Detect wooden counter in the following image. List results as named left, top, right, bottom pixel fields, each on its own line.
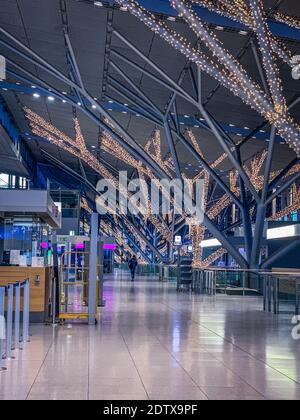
left=0, top=266, right=52, bottom=322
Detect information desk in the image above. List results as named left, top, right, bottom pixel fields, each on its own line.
left=0, top=266, right=52, bottom=322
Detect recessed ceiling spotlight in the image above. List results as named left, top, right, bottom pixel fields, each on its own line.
left=229, top=123, right=235, bottom=127
left=33, top=93, right=40, bottom=98
left=47, top=96, right=55, bottom=101
left=62, top=91, right=67, bottom=95
left=62, top=99, right=66, bottom=103
left=244, top=126, right=249, bottom=130
left=31, top=85, right=36, bottom=89
left=16, top=82, right=20, bottom=85
left=108, top=108, right=113, bottom=111
left=239, top=30, right=248, bottom=35
left=91, top=145, right=96, bottom=149
left=122, top=111, right=127, bottom=114
left=215, top=26, right=224, bottom=31
left=184, top=115, right=189, bottom=118
left=167, top=16, right=176, bottom=21
left=194, top=125, right=200, bottom=128
left=94, top=1, right=103, bottom=6
left=92, top=104, right=97, bottom=109
left=124, top=103, right=128, bottom=106
left=77, top=102, right=82, bottom=106
left=2, top=87, right=8, bottom=91
left=108, top=100, right=114, bottom=103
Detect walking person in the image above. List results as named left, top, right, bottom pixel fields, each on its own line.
left=128, top=255, right=138, bottom=282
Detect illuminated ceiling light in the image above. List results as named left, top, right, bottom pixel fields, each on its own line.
left=239, top=30, right=248, bottom=35
left=91, top=145, right=96, bottom=149
left=33, top=93, right=40, bottom=98
left=215, top=26, right=224, bottom=30
left=108, top=100, right=114, bottom=103
left=167, top=16, right=176, bottom=21
left=120, top=6, right=128, bottom=11
left=229, top=123, right=235, bottom=127
left=244, top=126, right=250, bottom=130
left=62, top=91, right=67, bottom=95
left=2, top=87, right=8, bottom=91
left=184, top=114, right=189, bottom=118
left=122, top=111, right=127, bottom=114
left=92, top=104, right=97, bottom=109
left=31, top=85, right=36, bottom=89
left=194, top=125, right=200, bottom=128
left=77, top=102, right=82, bottom=106
left=62, top=99, right=67, bottom=103
left=47, top=96, right=55, bottom=101
left=94, top=1, right=103, bottom=6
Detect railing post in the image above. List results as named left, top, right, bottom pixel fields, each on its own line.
left=14, top=283, right=21, bottom=351
left=0, top=286, right=6, bottom=371
left=22, top=279, right=30, bottom=343
left=5, top=284, right=14, bottom=360
left=263, top=275, right=266, bottom=311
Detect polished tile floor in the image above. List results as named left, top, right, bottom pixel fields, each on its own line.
left=1, top=271, right=300, bottom=400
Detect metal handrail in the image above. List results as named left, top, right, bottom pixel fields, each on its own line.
left=0, top=279, right=30, bottom=372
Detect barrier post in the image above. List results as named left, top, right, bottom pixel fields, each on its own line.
left=14, top=283, right=21, bottom=351
left=22, top=280, right=30, bottom=343
left=5, top=284, right=14, bottom=360
left=0, top=287, right=6, bottom=371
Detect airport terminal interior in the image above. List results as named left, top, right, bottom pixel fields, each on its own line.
left=2, top=0, right=300, bottom=402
